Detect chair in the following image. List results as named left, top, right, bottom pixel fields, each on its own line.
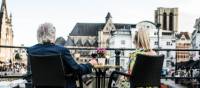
left=29, top=54, right=83, bottom=88
left=108, top=54, right=164, bottom=88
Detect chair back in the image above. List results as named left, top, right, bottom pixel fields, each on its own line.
left=29, top=54, right=66, bottom=87
left=130, top=54, right=164, bottom=87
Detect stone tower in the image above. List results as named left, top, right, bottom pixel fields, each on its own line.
left=155, top=7, right=178, bottom=32
left=0, top=0, right=14, bottom=62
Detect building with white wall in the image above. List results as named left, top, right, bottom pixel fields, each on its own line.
left=191, top=18, right=200, bottom=61
left=108, top=26, right=135, bottom=71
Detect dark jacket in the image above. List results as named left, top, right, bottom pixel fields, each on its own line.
left=27, top=43, right=92, bottom=88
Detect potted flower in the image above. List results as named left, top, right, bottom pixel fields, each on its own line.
left=96, top=48, right=106, bottom=58
left=96, top=48, right=107, bottom=65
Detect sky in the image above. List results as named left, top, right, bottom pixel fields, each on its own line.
left=2, top=0, right=200, bottom=46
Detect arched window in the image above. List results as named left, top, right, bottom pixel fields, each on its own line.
left=169, top=12, right=174, bottom=31
left=163, top=12, right=167, bottom=30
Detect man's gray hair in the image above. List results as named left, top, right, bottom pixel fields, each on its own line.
left=37, top=23, right=56, bottom=44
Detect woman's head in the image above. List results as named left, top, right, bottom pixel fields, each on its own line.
left=37, top=23, right=56, bottom=44
left=134, top=28, right=151, bottom=50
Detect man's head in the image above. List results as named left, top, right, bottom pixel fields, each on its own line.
left=37, top=23, right=56, bottom=44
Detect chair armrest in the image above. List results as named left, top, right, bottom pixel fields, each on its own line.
left=108, top=71, right=131, bottom=88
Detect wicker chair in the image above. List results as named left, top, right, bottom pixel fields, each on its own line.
left=29, top=54, right=83, bottom=88
left=108, top=54, right=164, bottom=88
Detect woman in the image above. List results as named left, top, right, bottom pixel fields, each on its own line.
left=128, top=28, right=157, bottom=74
left=116, top=28, right=157, bottom=88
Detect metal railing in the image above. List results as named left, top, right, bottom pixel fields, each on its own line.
left=0, top=45, right=200, bottom=86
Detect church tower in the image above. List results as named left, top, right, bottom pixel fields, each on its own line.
left=0, top=0, right=14, bottom=62
left=98, top=12, right=116, bottom=48
left=155, top=7, right=178, bottom=32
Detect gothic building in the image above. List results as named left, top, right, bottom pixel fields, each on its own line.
left=0, top=0, right=14, bottom=62
left=66, top=12, right=135, bottom=63
left=155, top=7, right=178, bottom=32
left=66, top=12, right=135, bottom=48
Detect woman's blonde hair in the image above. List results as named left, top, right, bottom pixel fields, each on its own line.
left=37, top=23, right=56, bottom=44
left=134, top=28, right=151, bottom=50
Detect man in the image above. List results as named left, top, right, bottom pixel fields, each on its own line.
left=27, top=23, right=97, bottom=88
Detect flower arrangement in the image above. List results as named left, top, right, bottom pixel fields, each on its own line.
left=96, top=48, right=106, bottom=58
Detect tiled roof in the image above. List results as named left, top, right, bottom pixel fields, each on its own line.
left=65, top=37, right=75, bottom=46
left=84, top=40, right=91, bottom=46
left=76, top=39, right=83, bottom=46
left=69, top=23, right=104, bottom=36
left=114, top=23, right=135, bottom=29
left=69, top=23, right=135, bottom=36
left=176, top=32, right=190, bottom=40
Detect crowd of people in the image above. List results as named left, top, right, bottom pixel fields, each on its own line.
left=0, top=62, right=27, bottom=76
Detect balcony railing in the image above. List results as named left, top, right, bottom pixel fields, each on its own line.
left=0, top=45, right=200, bottom=87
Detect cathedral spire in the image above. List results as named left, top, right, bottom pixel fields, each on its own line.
left=1, top=0, right=7, bottom=12
left=105, top=12, right=112, bottom=22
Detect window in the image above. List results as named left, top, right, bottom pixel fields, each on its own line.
left=169, top=13, right=174, bottom=31
left=167, top=51, right=170, bottom=57
left=154, top=32, right=157, bottom=35
left=166, top=42, right=171, bottom=45
left=22, top=50, right=25, bottom=53
left=121, top=40, right=125, bottom=45
left=154, top=41, right=158, bottom=45
left=103, top=32, right=109, bottom=34
left=181, top=38, right=185, bottom=40
left=121, top=50, right=125, bottom=56
left=163, top=12, right=167, bottom=30
left=166, top=60, right=171, bottom=67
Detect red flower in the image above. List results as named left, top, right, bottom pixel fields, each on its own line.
left=96, top=48, right=106, bottom=57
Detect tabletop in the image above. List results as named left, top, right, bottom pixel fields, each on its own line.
left=94, top=65, right=121, bottom=69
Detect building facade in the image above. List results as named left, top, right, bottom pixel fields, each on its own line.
left=155, top=7, right=178, bottom=75
left=108, top=24, right=135, bottom=71
left=0, top=0, right=14, bottom=62
left=191, top=18, right=200, bottom=61
left=66, top=12, right=136, bottom=67
left=176, top=32, right=191, bottom=62
left=155, top=7, right=178, bottom=32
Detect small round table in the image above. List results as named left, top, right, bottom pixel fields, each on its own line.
left=93, top=65, right=122, bottom=88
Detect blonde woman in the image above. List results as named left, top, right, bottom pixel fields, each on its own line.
left=128, top=28, right=157, bottom=74
left=116, top=28, right=157, bottom=88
